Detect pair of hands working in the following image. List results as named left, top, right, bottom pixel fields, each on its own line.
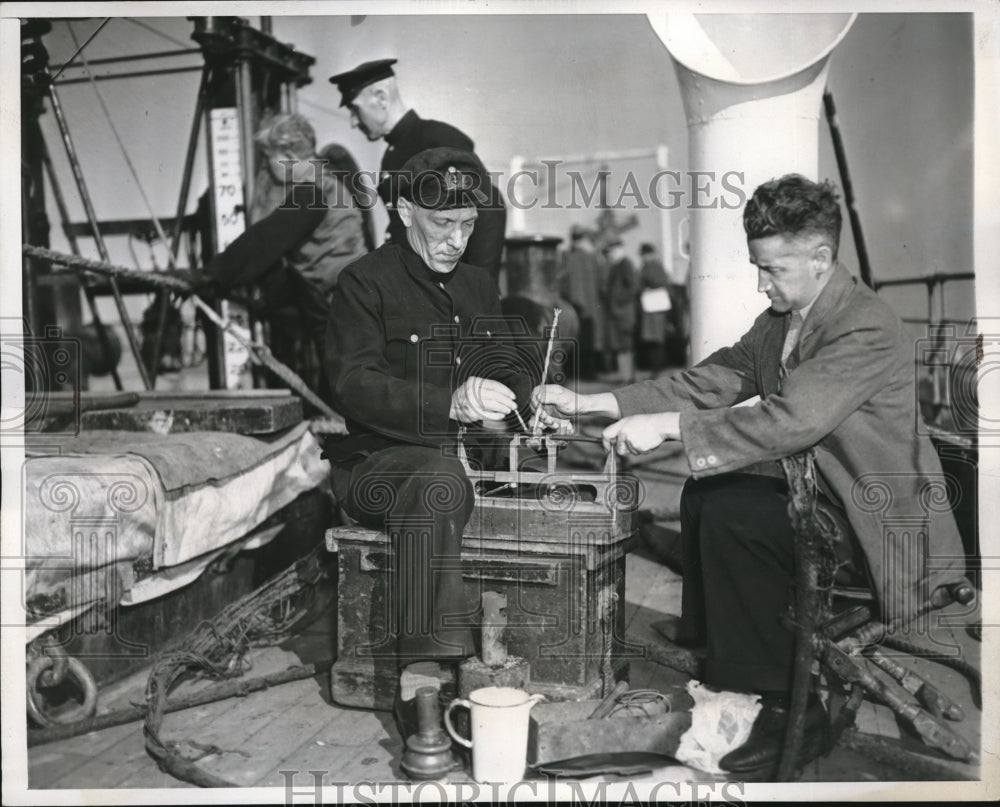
left=449, top=377, right=681, bottom=456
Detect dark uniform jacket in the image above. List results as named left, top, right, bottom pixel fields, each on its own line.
left=378, top=110, right=507, bottom=274
left=613, top=264, right=967, bottom=620
left=325, top=242, right=533, bottom=462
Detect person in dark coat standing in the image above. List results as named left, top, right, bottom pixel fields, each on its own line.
left=637, top=242, right=671, bottom=376
left=329, top=59, right=507, bottom=274
left=532, top=175, right=969, bottom=777
left=603, top=239, right=640, bottom=383
left=559, top=225, right=606, bottom=379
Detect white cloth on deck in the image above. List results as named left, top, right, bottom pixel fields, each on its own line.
left=675, top=680, right=762, bottom=774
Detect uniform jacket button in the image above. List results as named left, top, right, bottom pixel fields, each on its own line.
left=410, top=334, right=418, bottom=343
left=707, top=455, right=718, bottom=465
left=695, top=458, right=706, bottom=468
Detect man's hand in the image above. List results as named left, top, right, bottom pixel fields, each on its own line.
left=530, top=385, right=580, bottom=429
left=530, top=385, right=622, bottom=431
left=602, top=412, right=681, bottom=456
left=450, top=377, right=517, bottom=423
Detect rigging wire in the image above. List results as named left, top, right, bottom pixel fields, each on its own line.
left=48, top=18, right=110, bottom=83
left=65, top=21, right=176, bottom=271
left=122, top=17, right=192, bottom=50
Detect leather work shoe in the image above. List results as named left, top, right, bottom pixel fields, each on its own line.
left=719, top=696, right=828, bottom=774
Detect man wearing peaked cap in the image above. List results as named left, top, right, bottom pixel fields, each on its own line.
left=329, top=58, right=398, bottom=109
left=328, top=58, right=506, bottom=273
left=324, top=147, right=532, bottom=739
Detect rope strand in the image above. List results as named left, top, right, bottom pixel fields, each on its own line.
left=22, top=243, right=339, bottom=419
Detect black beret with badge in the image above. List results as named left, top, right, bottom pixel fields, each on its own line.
left=396, top=147, right=490, bottom=210
left=329, top=58, right=397, bottom=107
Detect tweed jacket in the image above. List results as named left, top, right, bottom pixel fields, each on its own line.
left=613, top=264, right=966, bottom=620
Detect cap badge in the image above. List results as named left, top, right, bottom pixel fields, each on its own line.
left=445, top=166, right=473, bottom=191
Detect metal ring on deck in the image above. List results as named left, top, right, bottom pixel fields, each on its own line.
left=37, top=643, right=70, bottom=688
left=27, top=654, right=98, bottom=727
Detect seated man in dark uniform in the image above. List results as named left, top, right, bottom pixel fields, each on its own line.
left=324, top=147, right=532, bottom=726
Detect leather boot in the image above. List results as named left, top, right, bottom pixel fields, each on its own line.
left=719, top=694, right=827, bottom=774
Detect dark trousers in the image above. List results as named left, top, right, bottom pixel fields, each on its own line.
left=679, top=473, right=798, bottom=693
left=331, top=444, right=477, bottom=662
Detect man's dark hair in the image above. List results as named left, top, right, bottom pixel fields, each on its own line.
left=743, top=174, right=842, bottom=258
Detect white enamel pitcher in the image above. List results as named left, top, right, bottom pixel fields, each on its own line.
left=444, top=686, right=545, bottom=783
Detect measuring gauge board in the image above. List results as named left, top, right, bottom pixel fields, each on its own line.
left=206, top=107, right=253, bottom=390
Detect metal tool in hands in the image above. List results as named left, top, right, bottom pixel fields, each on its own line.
left=529, top=307, right=562, bottom=436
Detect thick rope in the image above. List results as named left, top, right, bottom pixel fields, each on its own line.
left=190, top=297, right=339, bottom=419
left=24, top=244, right=193, bottom=292
left=144, top=544, right=332, bottom=786
left=881, top=634, right=982, bottom=709
left=21, top=243, right=340, bottom=420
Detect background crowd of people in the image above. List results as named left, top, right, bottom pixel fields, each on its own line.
left=558, top=227, right=690, bottom=384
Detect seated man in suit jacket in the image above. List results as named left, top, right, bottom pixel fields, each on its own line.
left=532, top=174, right=968, bottom=776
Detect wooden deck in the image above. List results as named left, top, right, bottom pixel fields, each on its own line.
left=25, top=547, right=982, bottom=791
left=19, top=387, right=984, bottom=793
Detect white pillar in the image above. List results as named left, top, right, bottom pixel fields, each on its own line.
left=656, top=144, right=675, bottom=281
left=648, top=13, right=855, bottom=362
